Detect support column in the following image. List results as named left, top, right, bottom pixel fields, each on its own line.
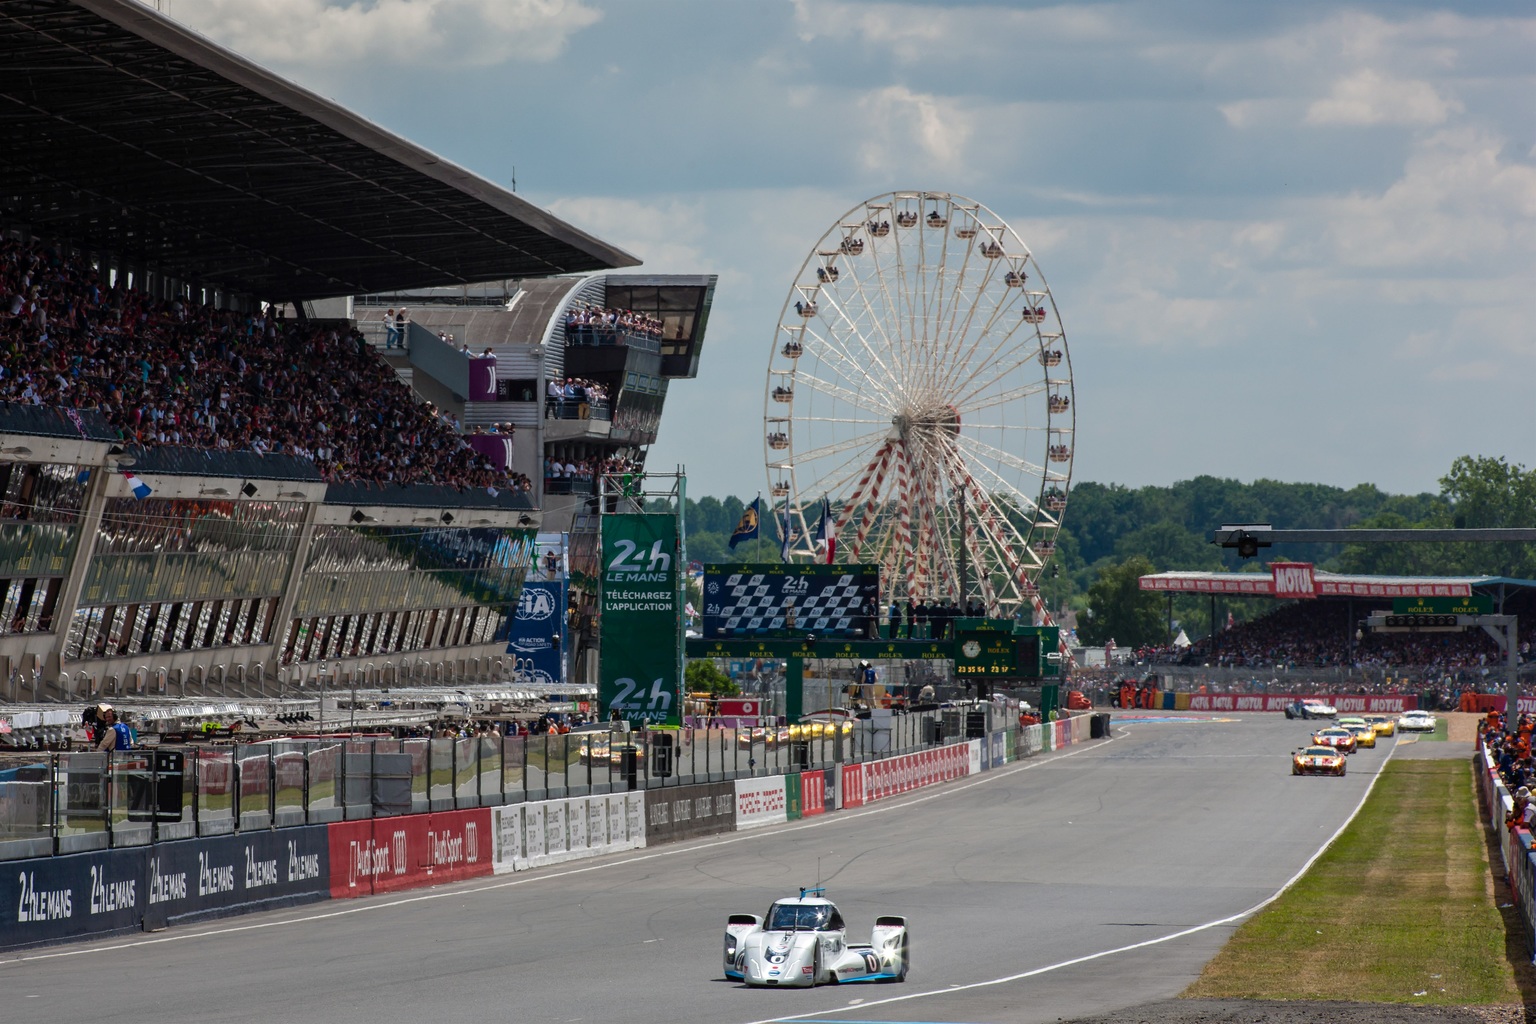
left=786, top=656, right=803, bottom=722
left=262, top=499, right=322, bottom=691
left=44, top=463, right=114, bottom=691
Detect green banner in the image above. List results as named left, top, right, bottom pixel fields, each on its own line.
left=600, top=514, right=682, bottom=726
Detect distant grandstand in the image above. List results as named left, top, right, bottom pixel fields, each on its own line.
left=0, top=0, right=686, bottom=730
left=1134, top=568, right=1536, bottom=701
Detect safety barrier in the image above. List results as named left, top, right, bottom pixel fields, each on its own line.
left=1474, top=747, right=1536, bottom=957
left=0, top=715, right=1106, bottom=951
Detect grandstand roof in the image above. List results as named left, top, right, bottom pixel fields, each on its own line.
left=1139, top=571, right=1536, bottom=599
left=0, top=0, right=638, bottom=302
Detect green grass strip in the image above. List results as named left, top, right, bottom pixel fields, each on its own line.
left=1184, top=759, right=1521, bottom=1005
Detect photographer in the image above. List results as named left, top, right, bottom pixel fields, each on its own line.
left=92, top=704, right=133, bottom=752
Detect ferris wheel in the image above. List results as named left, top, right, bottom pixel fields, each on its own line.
left=764, top=191, right=1074, bottom=617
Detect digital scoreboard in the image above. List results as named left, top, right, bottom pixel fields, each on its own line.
left=954, top=630, right=1042, bottom=677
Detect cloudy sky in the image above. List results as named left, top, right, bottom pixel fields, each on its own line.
left=163, top=0, right=1534, bottom=502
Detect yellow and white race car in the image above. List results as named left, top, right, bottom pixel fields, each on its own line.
left=1292, top=744, right=1347, bottom=777
left=1362, top=714, right=1396, bottom=737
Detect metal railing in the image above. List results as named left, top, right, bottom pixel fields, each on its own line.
left=0, top=710, right=969, bottom=861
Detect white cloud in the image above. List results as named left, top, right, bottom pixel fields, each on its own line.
left=1306, top=69, right=1462, bottom=126
left=854, top=85, right=975, bottom=177
left=160, top=0, right=600, bottom=68
left=1321, top=127, right=1536, bottom=268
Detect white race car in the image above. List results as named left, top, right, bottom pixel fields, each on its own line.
left=1397, top=710, right=1438, bottom=732
left=724, top=888, right=909, bottom=987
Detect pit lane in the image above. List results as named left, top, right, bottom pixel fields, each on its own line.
left=0, top=713, right=1397, bottom=1024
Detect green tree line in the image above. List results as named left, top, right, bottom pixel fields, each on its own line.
left=659, top=455, right=1535, bottom=649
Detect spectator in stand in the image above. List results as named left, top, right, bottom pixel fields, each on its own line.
left=0, top=240, right=530, bottom=494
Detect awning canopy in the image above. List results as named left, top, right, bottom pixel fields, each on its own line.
left=1137, top=571, right=1486, bottom=599
left=0, top=0, right=639, bottom=302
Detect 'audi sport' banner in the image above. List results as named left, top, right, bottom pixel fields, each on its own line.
left=329, top=808, right=492, bottom=898
left=801, top=771, right=828, bottom=816
left=1185, top=693, right=1419, bottom=714
left=840, top=763, right=865, bottom=809
left=862, top=744, right=968, bottom=804
left=734, top=776, right=788, bottom=829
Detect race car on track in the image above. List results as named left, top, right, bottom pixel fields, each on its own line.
left=724, top=888, right=909, bottom=987
left=1292, top=744, right=1347, bottom=776
left=1397, top=710, right=1438, bottom=733
left=1363, top=714, right=1396, bottom=737
left=1285, top=699, right=1337, bottom=720
left=1339, top=721, right=1376, bottom=748
left=1311, top=727, right=1358, bottom=754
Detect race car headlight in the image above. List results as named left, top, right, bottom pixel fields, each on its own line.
left=726, top=937, right=737, bottom=955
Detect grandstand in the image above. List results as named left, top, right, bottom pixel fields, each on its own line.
left=0, top=0, right=662, bottom=734
left=1135, top=569, right=1536, bottom=701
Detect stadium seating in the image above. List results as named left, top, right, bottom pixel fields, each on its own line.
left=0, top=238, right=529, bottom=494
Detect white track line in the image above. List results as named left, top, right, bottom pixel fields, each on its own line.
left=0, top=734, right=1112, bottom=966
left=741, top=733, right=1401, bottom=1024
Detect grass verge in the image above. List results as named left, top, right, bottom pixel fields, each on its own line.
left=1183, top=759, right=1522, bottom=1005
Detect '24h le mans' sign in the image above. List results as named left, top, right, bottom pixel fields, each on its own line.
left=599, top=514, right=682, bottom=726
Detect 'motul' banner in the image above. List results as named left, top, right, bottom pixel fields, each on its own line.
left=600, top=514, right=682, bottom=726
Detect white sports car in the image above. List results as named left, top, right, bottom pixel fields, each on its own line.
left=1397, top=710, right=1438, bottom=732
left=724, top=888, right=909, bottom=987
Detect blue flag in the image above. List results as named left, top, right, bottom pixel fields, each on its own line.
left=728, top=497, right=761, bottom=550
left=780, top=504, right=792, bottom=563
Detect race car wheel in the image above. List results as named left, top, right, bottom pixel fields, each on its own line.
left=895, top=939, right=909, bottom=982
left=812, top=946, right=823, bottom=987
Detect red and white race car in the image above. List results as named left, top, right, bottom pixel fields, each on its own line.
left=1292, top=744, right=1347, bottom=777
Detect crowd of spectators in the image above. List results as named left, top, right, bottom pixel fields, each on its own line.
left=543, top=452, right=643, bottom=484
left=564, top=303, right=662, bottom=340
left=1485, top=714, right=1536, bottom=819
left=545, top=376, right=610, bottom=418
left=887, top=598, right=988, bottom=639
left=1137, top=599, right=1534, bottom=675
left=0, top=238, right=529, bottom=494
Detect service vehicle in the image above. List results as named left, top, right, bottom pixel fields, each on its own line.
left=1311, top=726, right=1358, bottom=754
left=724, top=887, right=909, bottom=987
left=1292, top=744, right=1347, bottom=777
left=1397, top=710, right=1439, bottom=733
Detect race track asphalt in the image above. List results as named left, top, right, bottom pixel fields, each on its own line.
left=0, top=713, right=1426, bottom=1024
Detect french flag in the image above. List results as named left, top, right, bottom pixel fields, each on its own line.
left=123, top=472, right=152, bottom=500
left=815, top=496, right=836, bottom=564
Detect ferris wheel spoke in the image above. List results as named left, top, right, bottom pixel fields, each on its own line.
left=790, top=368, right=902, bottom=418
left=955, top=379, right=1049, bottom=416
left=788, top=427, right=890, bottom=477
left=951, top=434, right=1047, bottom=503
left=798, top=324, right=902, bottom=409
left=823, top=257, right=908, bottom=398
left=811, top=285, right=906, bottom=404
left=950, top=343, right=1051, bottom=409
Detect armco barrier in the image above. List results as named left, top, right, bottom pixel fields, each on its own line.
left=142, top=825, right=329, bottom=929
left=644, top=782, right=735, bottom=843
left=328, top=808, right=492, bottom=898
left=2, top=845, right=145, bottom=948
left=735, top=776, right=788, bottom=829
left=862, top=743, right=968, bottom=803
